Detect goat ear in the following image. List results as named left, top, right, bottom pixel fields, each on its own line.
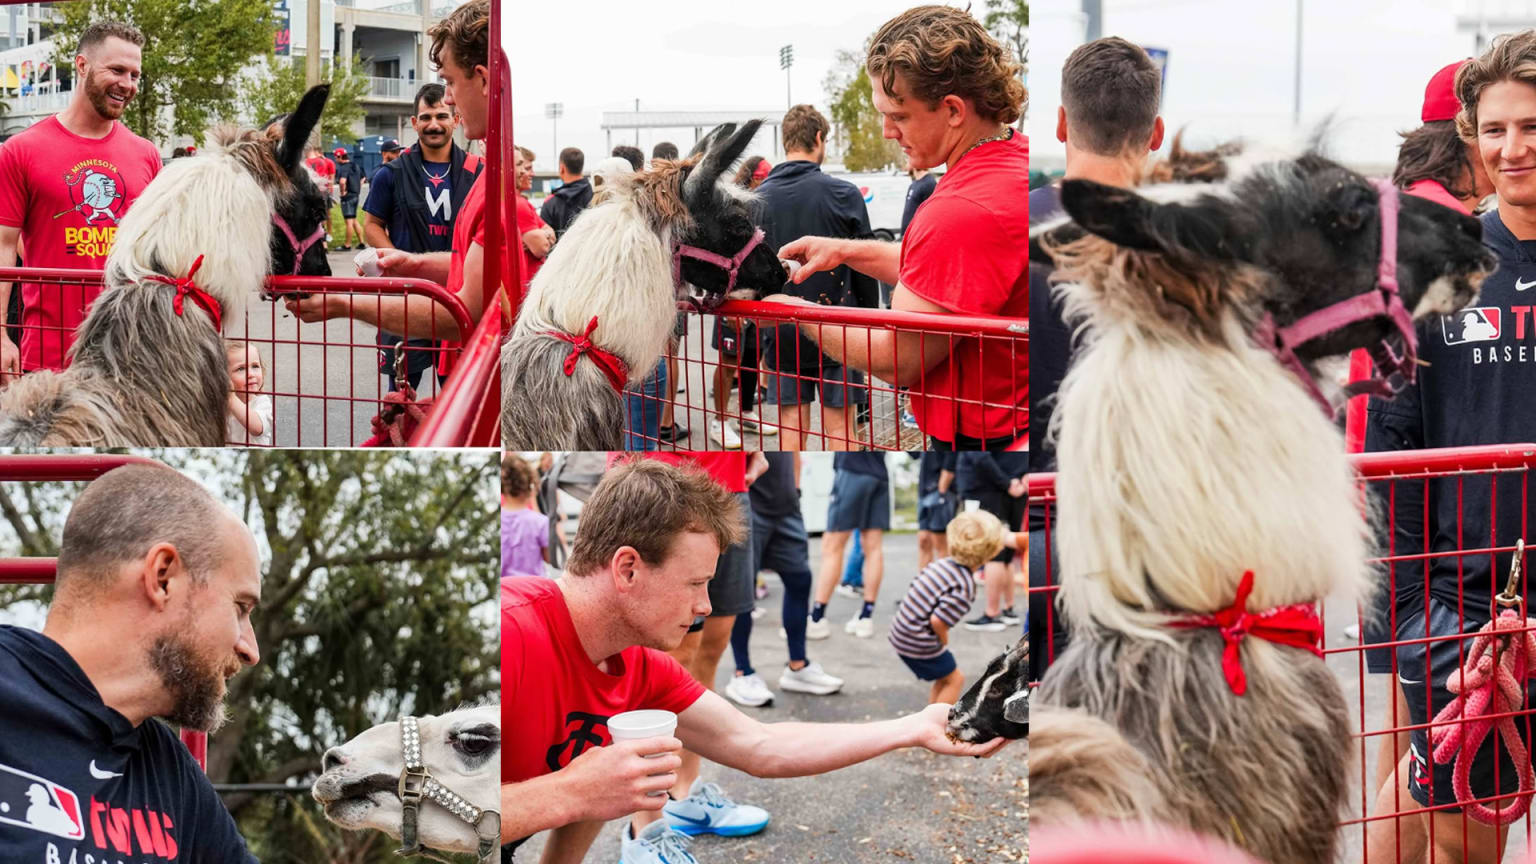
left=277, top=84, right=330, bottom=176
left=684, top=119, right=762, bottom=204
left=1061, top=178, right=1248, bottom=262
left=687, top=124, right=731, bottom=159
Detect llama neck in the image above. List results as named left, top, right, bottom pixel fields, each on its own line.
left=1050, top=309, right=1373, bottom=640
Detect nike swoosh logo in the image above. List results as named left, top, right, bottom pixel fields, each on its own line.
left=1518, top=277, right=1536, bottom=291
left=666, top=811, right=714, bottom=826
left=88, top=760, right=122, bottom=780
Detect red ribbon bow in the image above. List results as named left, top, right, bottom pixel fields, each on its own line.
left=544, top=316, right=629, bottom=394
left=1166, top=570, right=1323, bottom=695
left=144, top=254, right=222, bottom=331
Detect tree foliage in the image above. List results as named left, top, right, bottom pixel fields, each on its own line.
left=51, top=0, right=278, bottom=144
left=984, top=0, right=1029, bottom=78
left=242, top=53, right=370, bottom=148
left=0, top=450, right=498, bottom=864
left=824, top=49, right=901, bottom=173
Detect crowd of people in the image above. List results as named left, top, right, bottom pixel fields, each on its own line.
left=501, top=450, right=1021, bottom=863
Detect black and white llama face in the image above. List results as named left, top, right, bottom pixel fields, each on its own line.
left=947, top=639, right=1029, bottom=743
left=266, top=84, right=333, bottom=280
left=1047, top=152, right=1496, bottom=362
left=675, top=121, right=787, bottom=302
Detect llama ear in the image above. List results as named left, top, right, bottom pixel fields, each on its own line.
left=684, top=119, right=762, bottom=204
left=277, top=84, right=331, bottom=176
left=687, top=124, right=731, bottom=159
left=1061, top=178, right=1248, bottom=262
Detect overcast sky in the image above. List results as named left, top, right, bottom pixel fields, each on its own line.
left=504, top=0, right=914, bottom=173
left=1029, top=0, right=1536, bottom=170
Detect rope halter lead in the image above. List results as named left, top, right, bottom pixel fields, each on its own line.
left=672, top=226, right=766, bottom=302
left=1253, top=178, right=1418, bottom=414
left=143, top=254, right=222, bottom=331
left=271, top=212, right=328, bottom=275
left=1165, top=570, right=1324, bottom=696
left=396, top=716, right=501, bottom=864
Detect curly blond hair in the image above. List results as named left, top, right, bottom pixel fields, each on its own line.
left=866, top=5, right=1025, bottom=126
left=946, top=509, right=1006, bottom=571
left=1456, top=30, right=1536, bottom=142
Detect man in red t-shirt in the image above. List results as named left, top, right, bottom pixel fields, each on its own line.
left=513, top=145, right=553, bottom=293
left=288, top=0, right=493, bottom=346
left=502, top=459, right=1006, bottom=861
left=771, top=6, right=1027, bottom=451
left=0, top=20, right=163, bottom=376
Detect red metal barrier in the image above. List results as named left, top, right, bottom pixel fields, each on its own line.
left=1028, top=444, right=1536, bottom=863
left=0, top=453, right=208, bottom=769
left=631, top=298, right=1027, bottom=451
left=0, top=267, right=487, bottom=446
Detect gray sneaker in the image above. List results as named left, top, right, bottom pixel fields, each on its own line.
left=963, top=613, right=1009, bottom=633
left=620, top=820, right=698, bottom=864
left=779, top=661, right=844, bottom=695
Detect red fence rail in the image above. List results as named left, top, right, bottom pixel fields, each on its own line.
left=630, top=298, right=1028, bottom=451
left=0, top=454, right=208, bottom=769
left=1028, top=444, right=1536, bottom=862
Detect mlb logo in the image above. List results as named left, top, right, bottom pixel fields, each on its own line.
left=0, top=762, right=85, bottom=840
left=1442, top=307, right=1502, bottom=345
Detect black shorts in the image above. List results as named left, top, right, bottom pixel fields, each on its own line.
left=711, top=317, right=757, bottom=356
left=966, top=489, right=1024, bottom=565
left=1399, top=596, right=1533, bottom=809
left=826, top=472, right=890, bottom=532
left=706, top=493, right=755, bottom=617
left=340, top=195, right=359, bottom=218
left=917, top=490, right=957, bottom=533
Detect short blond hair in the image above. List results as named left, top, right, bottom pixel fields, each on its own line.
left=946, top=509, right=1005, bottom=570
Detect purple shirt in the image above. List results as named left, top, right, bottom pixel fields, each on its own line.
left=501, top=507, right=550, bottom=579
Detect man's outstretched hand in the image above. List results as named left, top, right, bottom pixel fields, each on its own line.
left=909, top=703, right=1011, bottom=758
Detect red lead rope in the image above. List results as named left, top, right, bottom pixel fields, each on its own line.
left=143, top=254, right=222, bottom=331
left=1166, top=570, right=1324, bottom=696
left=544, top=316, right=629, bottom=394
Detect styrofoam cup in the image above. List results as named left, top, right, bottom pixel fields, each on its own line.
left=609, top=709, right=678, bottom=796
left=354, top=247, right=381, bottom=277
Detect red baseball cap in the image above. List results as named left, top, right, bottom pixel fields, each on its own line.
left=1422, top=60, right=1469, bottom=124
left=333, top=146, right=347, bottom=157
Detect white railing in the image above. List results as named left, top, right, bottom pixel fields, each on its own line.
left=2, top=89, right=69, bottom=116
left=364, top=76, right=413, bottom=101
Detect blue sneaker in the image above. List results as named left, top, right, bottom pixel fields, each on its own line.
left=662, top=779, right=770, bottom=837
left=619, top=820, right=697, bottom=864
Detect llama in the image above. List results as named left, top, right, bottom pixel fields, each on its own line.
left=313, top=703, right=500, bottom=863
left=500, top=121, right=788, bottom=449
left=0, top=85, right=332, bottom=447
left=1028, top=149, right=1496, bottom=864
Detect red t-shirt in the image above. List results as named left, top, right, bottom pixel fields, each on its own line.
left=0, top=117, right=162, bottom=370
left=616, top=451, right=748, bottom=493
left=437, top=170, right=487, bottom=378
left=515, top=194, right=545, bottom=289
left=899, top=131, right=1028, bottom=445
left=502, top=576, right=704, bottom=784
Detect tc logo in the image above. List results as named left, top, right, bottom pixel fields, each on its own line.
left=1442, top=307, right=1501, bottom=345
left=545, top=711, right=611, bottom=771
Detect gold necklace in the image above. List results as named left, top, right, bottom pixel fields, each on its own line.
left=957, top=127, right=1014, bottom=164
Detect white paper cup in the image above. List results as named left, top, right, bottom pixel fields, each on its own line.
left=608, top=709, right=678, bottom=796
left=354, top=247, right=381, bottom=277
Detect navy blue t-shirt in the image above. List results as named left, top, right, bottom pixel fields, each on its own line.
left=833, top=452, right=888, bottom=482
left=917, top=451, right=957, bottom=496
left=336, top=160, right=364, bottom=199
left=748, top=452, right=801, bottom=519
left=364, top=157, right=456, bottom=254
left=0, top=626, right=254, bottom=863
left=901, top=174, right=937, bottom=235
left=957, top=452, right=1028, bottom=498
left=1367, top=207, right=1536, bottom=621
left=1029, top=183, right=1069, bottom=530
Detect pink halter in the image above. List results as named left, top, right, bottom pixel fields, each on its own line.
left=672, top=227, right=765, bottom=295
left=1253, top=178, right=1417, bottom=413
left=271, top=213, right=328, bottom=274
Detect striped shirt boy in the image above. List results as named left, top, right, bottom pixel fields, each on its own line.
left=889, top=557, right=977, bottom=658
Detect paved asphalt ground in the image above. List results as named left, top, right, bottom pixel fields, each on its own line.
left=515, top=531, right=1028, bottom=864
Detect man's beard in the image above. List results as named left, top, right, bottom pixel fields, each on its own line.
left=148, top=632, right=231, bottom=733
left=84, top=70, right=129, bottom=121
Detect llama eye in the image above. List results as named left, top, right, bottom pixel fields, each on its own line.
left=453, top=733, right=494, bottom=756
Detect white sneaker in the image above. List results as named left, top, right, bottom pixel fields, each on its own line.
left=844, top=616, right=874, bottom=638
left=750, top=605, right=765, bottom=619
left=708, top=421, right=743, bottom=449
left=779, top=661, right=843, bottom=695
left=734, top=408, right=778, bottom=436
left=805, top=616, right=830, bottom=640
left=1343, top=622, right=1361, bottom=641
left=724, top=673, right=774, bottom=707
left=835, top=584, right=862, bottom=599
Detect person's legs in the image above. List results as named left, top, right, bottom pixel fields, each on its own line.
left=916, top=531, right=936, bottom=571
left=819, top=363, right=866, bottom=451
left=624, top=358, right=668, bottom=450
left=929, top=668, right=965, bottom=705
left=812, top=530, right=850, bottom=610
left=1364, top=752, right=1425, bottom=864
left=779, top=566, right=811, bottom=667
left=858, top=529, right=885, bottom=608
left=730, top=611, right=754, bottom=677
left=840, top=530, right=864, bottom=589
left=982, top=561, right=1009, bottom=617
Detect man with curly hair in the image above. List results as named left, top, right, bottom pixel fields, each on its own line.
left=771, top=5, right=1028, bottom=451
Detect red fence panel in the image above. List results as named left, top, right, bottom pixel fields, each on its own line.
left=1028, top=444, right=1536, bottom=862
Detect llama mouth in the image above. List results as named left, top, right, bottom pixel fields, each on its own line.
left=318, top=772, right=399, bottom=807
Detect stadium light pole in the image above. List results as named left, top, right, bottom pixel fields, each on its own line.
left=780, top=44, right=793, bottom=109
left=1293, top=0, right=1303, bottom=129
left=545, top=102, right=563, bottom=172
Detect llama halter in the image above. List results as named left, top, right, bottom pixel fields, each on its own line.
left=545, top=315, right=630, bottom=393
left=1166, top=570, right=1324, bottom=695
left=1252, top=178, right=1416, bottom=414
left=143, top=254, right=222, bottom=331
left=673, top=227, right=765, bottom=296
left=271, top=212, right=327, bottom=275
left=396, top=715, right=500, bottom=864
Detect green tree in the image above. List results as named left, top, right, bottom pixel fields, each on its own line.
left=242, top=53, right=370, bottom=148
left=984, top=0, right=1029, bottom=77
left=824, top=49, right=901, bottom=173
left=0, top=450, right=498, bottom=864
left=51, top=0, right=278, bottom=144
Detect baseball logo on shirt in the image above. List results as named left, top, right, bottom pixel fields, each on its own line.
left=1441, top=307, right=1501, bottom=345
left=544, top=711, right=610, bottom=771
left=0, top=762, right=84, bottom=841
left=54, top=159, right=128, bottom=257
